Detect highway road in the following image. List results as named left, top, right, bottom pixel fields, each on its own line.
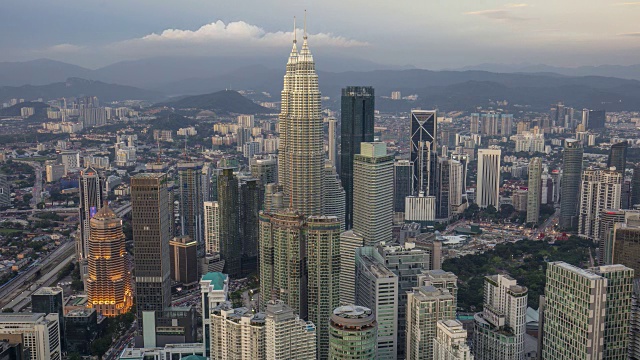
left=0, top=240, right=75, bottom=310
left=6, top=253, right=75, bottom=311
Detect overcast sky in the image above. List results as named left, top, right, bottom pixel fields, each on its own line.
left=1, top=0, right=640, bottom=69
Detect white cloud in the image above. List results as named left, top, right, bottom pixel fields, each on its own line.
left=121, top=20, right=368, bottom=48
left=47, top=44, right=84, bottom=53
left=465, top=3, right=531, bottom=21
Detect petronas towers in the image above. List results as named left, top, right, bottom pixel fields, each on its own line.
left=277, top=28, right=325, bottom=215
left=260, top=22, right=341, bottom=360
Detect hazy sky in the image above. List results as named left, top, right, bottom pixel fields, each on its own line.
left=1, top=0, right=640, bottom=69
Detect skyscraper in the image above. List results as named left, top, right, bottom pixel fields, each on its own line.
left=203, top=201, right=220, bottom=255
left=527, top=157, right=542, bottom=225
left=394, top=160, right=413, bottom=213
left=323, top=163, right=346, bottom=231
left=218, top=168, right=241, bottom=278
left=633, top=165, right=640, bottom=208
left=449, top=159, right=464, bottom=213
left=411, top=110, right=437, bottom=196
left=578, top=168, right=622, bottom=240
left=78, top=167, right=104, bottom=281
left=598, top=209, right=625, bottom=265
left=86, top=205, right=133, bottom=317
left=326, top=117, right=338, bottom=169
left=591, top=264, right=634, bottom=359
left=608, top=141, right=628, bottom=175
left=328, top=305, right=378, bottom=360
left=355, top=247, right=399, bottom=359
left=169, top=235, right=198, bottom=285
left=481, top=112, right=499, bottom=136
left=0, top=173, right=10, bottom=208
left=240, top=178, right=260, bottom=275
left=612, top=222, right=640, bottom=274
left=476, top=148, right=501, bottom=208
left=278, top=29, right=325, bottom=216
left=436, top=157, right=451, bottom=219
left=265, top=300, right=317, bottom=360
left=306, top=216, right=341, bottom=360
left=353, top=142, right=394, bottom=244
left=501, top=113, right=513, bottom=136
left=470, top=113, right=480, bottom=134
left=542, top=262, right=629, bottom=360
left=340, top=86, right=375, bottom=229
left=473, top=275, right=527, bottom=360
left=31, top=287, right=65, bottom=351
left=406, top=285, right=456, bottom=360
left=587, top=109, right=606, bottom=129
left=0, top=313, right=61, bottom=360
left=177, top=162, right=204, bottom=258
left=559, top=139, right=584, bottom=229
left=209, top=302, right=266, bottom=359
left=131, top=173, right=172, bottom=331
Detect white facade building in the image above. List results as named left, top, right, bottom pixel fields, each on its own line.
left=204, top=201, right=220, bottom=254
left=265, top=300, right=317, bottom=360
left=0, top=313, right=61, bottom=360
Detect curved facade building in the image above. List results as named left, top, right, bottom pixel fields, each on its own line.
left=329, top=305, right=377, bottom=360
left=86, top=205, right=132, bottom=317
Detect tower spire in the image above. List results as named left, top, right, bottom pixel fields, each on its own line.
left=304, top=10, right=307, bottom=40
left=293, top=16, right=297, bottom=44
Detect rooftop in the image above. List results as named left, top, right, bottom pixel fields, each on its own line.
left=33, top=287, right=63, bottom=296
left=549, top=261, right=603, bottom=280
left=201, top=272, right=227, bottom=290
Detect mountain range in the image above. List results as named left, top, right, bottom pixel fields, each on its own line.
left=158, top=90, right=274, bottom=115
left=3, top=58, right=640, bottom=112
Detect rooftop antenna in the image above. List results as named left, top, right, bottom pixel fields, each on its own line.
left=156, top=139, right=162, bottom=164
left=183, top=134, right=188, bottom=161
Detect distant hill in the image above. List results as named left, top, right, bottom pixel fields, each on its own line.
left=455, top=63, right=640, bottom=81
left=0, top=78, right=163, bottom=103
left=148, top=111, right=198, bottom=131
left=0, top=101, right=49, bottom=117
left=0, top=59, right=93, bottom=86
left=158, top=90, right=274, bottom=115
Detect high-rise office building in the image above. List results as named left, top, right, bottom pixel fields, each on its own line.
left=375, top=242, right=431, bottom=357
left=451, top=153, right=469, bottom=199
left=394, top=160, right=413, bottom=213
left=449, top=159, right=464, bottom=212
left=203, top=201, right=220, bottom=255
left=240, top=178, right=260, bottom=275
left=177, top=162, right=204, bottom=258
left=131, top=173, right=172, bottom=330
left=406, top=285, right=456, bottom=360
left=0, top=313, right=61, bottom=360
left=340, top=86, right=375, bottom=229
left=542, top=262, right=633, bottom=360
left=436, top=157, right=451, bottom=219
left=169, top=235, right=198, bottom=285
left=339, top=230, right=364, bottom=304
left=326, top=117, right=338, bottom=169
left=78, top=167, right=104, bottom=282
left=632, top=165, right=640, bottom=208
left=476, top=148, right=501, bottom=208
left=588, top=109, right=606, bottom=129
left=86, top=205, right=133, bottom=317
left=591, top=264, right=634, bottom=359
left=250, top=155, right=278, bottom=188
left=353, top=142, right=394, bottom=244
left=599, top=209, right=626, bottom=265
left=434, top=320, right=474, bottom=360
left=473, top=275, right=527, bottom=360
left=265, top=300, right=317, bottom=360
left=578, top=168, right=623, bottom=240
left=31, top=287, right=65, bottom=350
left=328, top=305, right=378, bottom=360
left=411, top=110, right=437, bottom=197
left=527, top=157, right=543, bottom=225
left=470, top=113, right=480, bottom=134
left=218, top=168, right=241, bottom=278
left=613, top=222, right=640, bottom=274
left=355, top=247, right=399, bottom=359
left=560, top=139, right=584, bottom=229
left=608, top=141, right=628, bottom=175
left=323, top=163, right=346, bottom=231
left=277, top=31, right=325, bottom=216
left=306, top=216, right=341, bottom=360
left=209, top=302, right=266, bottom=359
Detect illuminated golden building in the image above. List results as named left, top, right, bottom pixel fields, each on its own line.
left=86, top=204, right=133, bottom=317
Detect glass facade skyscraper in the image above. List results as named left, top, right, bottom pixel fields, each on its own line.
left=559, top=139, right=584, bottom=230
left=340, top=86, right=375, bottom=229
